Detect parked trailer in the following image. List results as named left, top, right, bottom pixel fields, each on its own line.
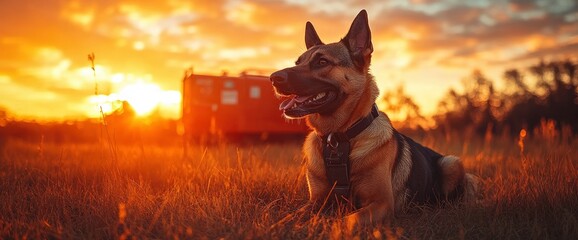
left=182, top=69, right=308, bottom=141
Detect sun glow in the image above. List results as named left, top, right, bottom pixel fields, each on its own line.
left=85, top=74, right=181, bottom=119
left=117, top=82, right=163, bottom=116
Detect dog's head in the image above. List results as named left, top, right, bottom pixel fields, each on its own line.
left=270, top=10, right=375, bottom=123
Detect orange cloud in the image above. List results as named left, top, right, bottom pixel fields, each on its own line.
left=0, top=0, right=576, bottom=120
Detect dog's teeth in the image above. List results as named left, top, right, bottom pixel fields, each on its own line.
left=313, top=92, right=325, bottom=101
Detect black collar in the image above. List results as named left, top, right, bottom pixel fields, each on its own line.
left=344, top=103, right=379, bottom=140
left=321, top=103, right=379, bottom=143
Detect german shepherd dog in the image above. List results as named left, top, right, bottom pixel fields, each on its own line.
left=270, top=10, right=479, bottom=228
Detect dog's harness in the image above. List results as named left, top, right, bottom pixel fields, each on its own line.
left=321, top=103, right=379, bottom=206
left=320, top=103, right=451, bottom=208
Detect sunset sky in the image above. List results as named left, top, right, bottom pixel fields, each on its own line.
left=1, top=0, right=577, bottom=120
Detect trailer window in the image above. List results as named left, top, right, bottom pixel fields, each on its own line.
left=221, top=90, right=238, bottom=105
left=224, top=80, right=235, bottom=88
left=196, top=78, right=213, bottom=95
left=250, top=86, right=261, bottom=99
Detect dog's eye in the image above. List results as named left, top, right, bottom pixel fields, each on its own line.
left=318, top=58, right=329, bottom=66
left=295, top=59, right=301, bottom=65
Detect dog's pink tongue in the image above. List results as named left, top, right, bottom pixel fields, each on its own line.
left=279, top=94, right=314, bottom=110
left=279, top=97, right=297, bottom=110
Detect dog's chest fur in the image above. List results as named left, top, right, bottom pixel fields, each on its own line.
left=303, top=114, right=403, bottom=204
left=305, top=115, right=454, bottom=211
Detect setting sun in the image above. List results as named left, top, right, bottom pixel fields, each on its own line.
left=113, top=82, right=181, bottom=117
left=86, top=80, right=181, bottom=118
left=117, top=82, right=162, bottom=116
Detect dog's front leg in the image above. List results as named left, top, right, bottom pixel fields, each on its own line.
left=344, top=177, right=395, bottom=230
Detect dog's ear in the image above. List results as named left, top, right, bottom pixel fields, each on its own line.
left=342, top=9, right=373, bottom=70
left=305, top=21, right=323, bottom=49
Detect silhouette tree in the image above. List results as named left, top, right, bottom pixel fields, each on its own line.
left=105, top=101, right=137, bottom=124
left=434, top=70, right=498, bottom=135
left=562, top=59, right=577, bottom=87
left=437, top=59, right=578, bottom=137
left=530, top=59, right=550, bottom=94
left=380, top=85, right=425, bottom=129
left=504, top=69, right=529, bottom=96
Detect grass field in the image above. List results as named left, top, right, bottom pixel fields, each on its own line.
left=0, top=132, right=577, bottom=239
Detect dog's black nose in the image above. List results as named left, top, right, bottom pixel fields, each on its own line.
left=270, top=70, right=288, bottom=85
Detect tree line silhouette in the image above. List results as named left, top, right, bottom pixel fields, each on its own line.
left=380, top=59, right=577, bottom=139
left=433, top=59, right=577, bottom=138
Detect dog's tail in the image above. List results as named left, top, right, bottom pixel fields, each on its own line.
left=438, top=156, right=479, bottom=202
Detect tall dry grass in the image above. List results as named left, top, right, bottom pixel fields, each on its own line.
left=0, top=132, right=577, bottom=239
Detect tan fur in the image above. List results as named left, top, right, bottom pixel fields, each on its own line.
left=272, top=10, right=479, bottom=229
left=300, top=51, right=400, bottom=226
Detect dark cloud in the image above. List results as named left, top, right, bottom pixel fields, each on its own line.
left=374, top=8, right=440, bottom=33
left=436, top=5, right=483, bottom=24
left=381, top=1, right=578, bottom=68
left=508, top=0, right=538, bottom=12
